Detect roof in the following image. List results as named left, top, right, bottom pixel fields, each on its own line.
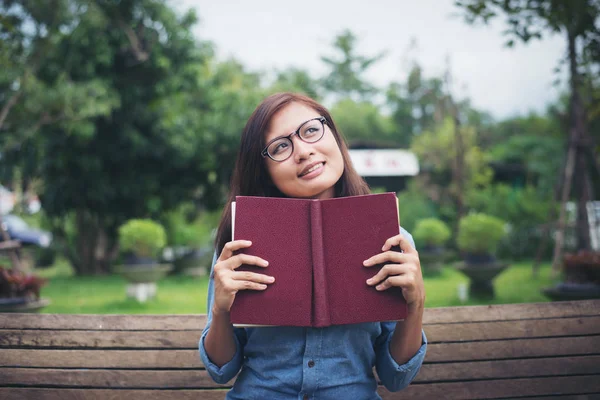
left=348, top=149, right=419, bottom=177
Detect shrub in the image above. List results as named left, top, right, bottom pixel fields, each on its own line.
left=413, top=218, right=451, bottom=248
left=118, top=219, right=167, bottom=259
left=457, top=213, right=506, bottom=255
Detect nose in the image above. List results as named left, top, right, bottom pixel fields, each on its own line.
left=292, top=136, right=314, bottom=163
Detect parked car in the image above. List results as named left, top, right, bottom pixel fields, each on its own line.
left=1, top=215, right=52, bottom=248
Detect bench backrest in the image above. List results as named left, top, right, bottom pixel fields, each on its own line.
left=1, top=299, right=599, bottom=399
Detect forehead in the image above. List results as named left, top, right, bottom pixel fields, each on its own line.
left=265, top=102, right=320, bottom=142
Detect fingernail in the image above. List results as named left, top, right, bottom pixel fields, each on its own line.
left=263, top=260, right=269, bottom=266
left=267, top=276, right=275, bottom=283
left=366, top=278, right=372, bottom=285
left=363, top=260, right=371, bottom=266
left=376, top=285, right=383, bottom=291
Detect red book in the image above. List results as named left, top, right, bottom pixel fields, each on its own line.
left=230, top=192, right=407, bottom=327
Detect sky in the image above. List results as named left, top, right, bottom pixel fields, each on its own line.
left=174, top=0, right=567, bottom=120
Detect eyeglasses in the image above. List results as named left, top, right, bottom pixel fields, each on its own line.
left=261, top=117, right=327, bottom=162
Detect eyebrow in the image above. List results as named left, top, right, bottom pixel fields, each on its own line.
left=266, top=116, right=320, bottom=143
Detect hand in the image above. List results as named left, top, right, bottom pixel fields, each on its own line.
left=363, top=233, right=425, bottom=314
left=212, top=240, right=275, bottom=316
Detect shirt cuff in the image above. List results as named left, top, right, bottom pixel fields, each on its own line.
left=385, top=329, right=428, bottom=373
left=198, top=328, right=243, bottom=384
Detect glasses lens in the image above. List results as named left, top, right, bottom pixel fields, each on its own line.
left=299, top=119, right=324, bottom=143
left=268, top=138, right=293, bottom=161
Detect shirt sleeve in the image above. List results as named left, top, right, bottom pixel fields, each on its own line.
left=198, top=250, right=248, bottom=384
left=374, top=227, right=428, bottom=391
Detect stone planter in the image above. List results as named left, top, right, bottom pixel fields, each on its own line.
left=0, top=297, right=51, bottom=313
left=114, top=263, right=172, bottom=302
left=454, top=260, right=509, bottom=299
left=419, top=248, right=453, bottom=276
left=542, top=282, right=600, bottom=301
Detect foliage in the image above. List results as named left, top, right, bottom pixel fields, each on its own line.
left=457, top=213, right=507, bottom=255
left=320, top=29, right=385, bottom=102
left=162, top=205, right=220, bottom=248
left=118, top=219, right=166, bottom=259
left=413, top=218, right=452, bottom=248
left=268, top=67, right=321, bottom=101
left=330, top=98, right=396, bottom=145
left=455, top=0, right=600, bottom=57
left=466, top=184, right=556, bottom=259
left=397, top=182, right=439, bottom=234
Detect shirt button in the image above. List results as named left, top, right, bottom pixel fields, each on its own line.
left=307, top=360, right=315, bottom=368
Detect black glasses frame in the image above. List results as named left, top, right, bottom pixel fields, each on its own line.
left=261, top=116, right=327, bottom=162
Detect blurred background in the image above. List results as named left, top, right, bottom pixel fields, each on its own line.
left=1, top=0, right=599, bottom=313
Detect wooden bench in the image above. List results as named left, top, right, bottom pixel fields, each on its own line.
left=1, top=299, right=599, bottom=399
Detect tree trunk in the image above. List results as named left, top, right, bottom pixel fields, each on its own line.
left=552, top=26, right=590, bottom=272
left=69, top=209, right=118, bottom=276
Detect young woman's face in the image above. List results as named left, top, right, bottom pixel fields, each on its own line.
left=264, top=102, right=344, bottom=199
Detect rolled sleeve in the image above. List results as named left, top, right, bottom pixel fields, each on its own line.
left=376, top=227, right=427, bottom=391
left=375, top=328, right=428, bottom=391
left=198, top=251, right=246, bottom=384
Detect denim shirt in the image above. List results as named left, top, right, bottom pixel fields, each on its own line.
left=199, top=227, right=427, bottom=400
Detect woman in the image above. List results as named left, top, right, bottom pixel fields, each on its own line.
left=199, top=92, right=427, bottom=399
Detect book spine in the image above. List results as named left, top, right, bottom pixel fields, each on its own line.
left=311, top=200, right=330, bottom=327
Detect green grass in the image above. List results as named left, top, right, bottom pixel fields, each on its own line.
left=33, top=258, right=559, bottom=314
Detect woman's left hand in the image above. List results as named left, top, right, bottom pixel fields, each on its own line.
left=363, top=233, right=425, bottom=314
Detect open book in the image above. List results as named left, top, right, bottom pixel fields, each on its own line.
left=230, top=192, right=407, bottom=327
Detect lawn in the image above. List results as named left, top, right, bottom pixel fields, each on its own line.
left=34, top=258, right=560, bottom=314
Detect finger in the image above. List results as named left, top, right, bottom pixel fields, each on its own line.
left=227, top=253, right=269, bottom=269
left=363, top=251, right=411, bottom=267
left=229, top=280, right=269, bottom=292
left=219, top=240, right=253, bottom=261
left=382, top=234, right=418, bottom=254
left=366, top=264, right=404, bottom=286
left=375, top=275, right=413, bottom=291
left=231, top=271, right=275, bottom=284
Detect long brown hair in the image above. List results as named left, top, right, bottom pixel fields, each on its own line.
left=214, top=92, right=370, bottom=255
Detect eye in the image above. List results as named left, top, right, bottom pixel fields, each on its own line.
left=271, top=140, right=289, bottom=155
left=301, top=122, right=322, bottom=138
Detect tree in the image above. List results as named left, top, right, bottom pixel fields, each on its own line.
left=329, top=99, right=395, bottom=146
left=320, top=29, right=385, bottom=102
left=268, top=67, right=321, bottom=101
left=2, top=0, right=221, bottom=275
left=456, top=0, right=600, bottom=270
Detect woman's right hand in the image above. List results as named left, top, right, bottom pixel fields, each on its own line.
left=212, top=240, right=274, bottom=316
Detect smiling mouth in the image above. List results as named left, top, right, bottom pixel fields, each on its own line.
left=299, top=162, right=324, bottom=177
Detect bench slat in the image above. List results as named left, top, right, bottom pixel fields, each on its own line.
left=0, top=388, right=228, bottom=400
left=3, top=317, right=599, bottom=349
left=426, top=335, right=600, bottom=362
left=1, top=300, right=598, bottom=331
left=0, top=330, right=201, bottom=349
left=1, top=376, right=599, bottom=400
left=2, top=347, right=599, bottom=383
left=0, top=368, right=230, bottom=389
left=383, top=375, right=600, bottom=399
left=422, top=299, right=600, bottom=324
left=0, top=349, right=204, bottom=368
left=417, top=355, right=600, bottom=381
left=0, top=314, right=208, bottom=331
left=426, top=316, right=600, bottom=342
left=1, top=356, right=599, bottom=387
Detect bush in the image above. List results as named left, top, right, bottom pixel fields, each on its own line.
left=397, top=182, right=438, bottom=233
left=413, top=218, right=451, bottom=248
left=457, top=213, right=506, bottom=255
left=118, top=219, right=167, bottom=259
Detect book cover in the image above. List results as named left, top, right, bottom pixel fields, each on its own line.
left=230, top=193, right=407, bottom=327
